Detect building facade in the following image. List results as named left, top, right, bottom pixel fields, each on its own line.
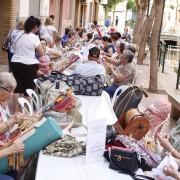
left=0, top=0, right=16, bottom=64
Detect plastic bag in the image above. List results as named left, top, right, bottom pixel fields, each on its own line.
left=151, top=155, right=178, bottom=180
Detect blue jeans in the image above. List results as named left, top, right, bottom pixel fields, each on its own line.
left=0, top=174, right=14, bottom=180
left=104, top=85, right=121, bottom=98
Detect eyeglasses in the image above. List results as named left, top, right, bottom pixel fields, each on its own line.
left=0, top=86, right=11, bottom=93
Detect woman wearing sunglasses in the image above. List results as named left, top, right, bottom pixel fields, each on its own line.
left=0, top=72, right=24, bottom=180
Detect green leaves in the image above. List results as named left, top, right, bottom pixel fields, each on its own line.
left=102, top=0, right=123, bottom=11
left=127, top=0, right=136, bottom=11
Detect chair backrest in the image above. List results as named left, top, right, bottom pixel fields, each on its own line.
left=18, top=97, right=33, bottom=115
left=102, top=90, right=113, bottom=108
left=26, top=89, right=42, bottom=112
left=34, top=79, right=40, bottom=90
left=111, top=85, right=129, bottom=106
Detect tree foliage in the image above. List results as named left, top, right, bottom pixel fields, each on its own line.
left=102, top=0, right=123, bottom=11
left=127, top=0, right=136, bottom=11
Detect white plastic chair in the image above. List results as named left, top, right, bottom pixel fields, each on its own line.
left=34, top=79, right=40, bottom=90
left=102, top=90, right=113, bottom=109
left=18, top=97, right=33, bottom=115
left=26, top=89, right=42, bottom=112
left=111, top=85, right=129, bottom=106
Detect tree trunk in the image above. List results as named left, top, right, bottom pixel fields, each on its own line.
left=137, top=1, right=155, bottom=64
left=133, top=0, right=148, bottom=45
left=135, top=8, right=147, bottom=46
left=149, top=0, right=165, bottom=92
left=133, top=9, right=141, bottom=44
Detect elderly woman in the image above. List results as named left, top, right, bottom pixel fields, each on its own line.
left=0, top=72, right=24, bottom=180
left=104, top=50, right=136, bottom=97
left=104, top=42, right=125, bottom=65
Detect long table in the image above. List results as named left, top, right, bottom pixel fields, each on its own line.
left=35, top=92, right=133, bottom=180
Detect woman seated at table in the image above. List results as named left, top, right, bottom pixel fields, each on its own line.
left=102, top=36, right=115, bottom=56
left=104, top=42, right=125, bottom=64
left=40, top=38, right=62, bottom=61
left=86, top=33, right=93, bottom=43
left=104, top=50, right=136, bottom=97
left=65, top=31, right=76, bottom=49
left=157, top=133, right=180, bottom=179
left=110, top=32, right=121, bottom=49
left=0, top=72, right=24, bottom=180
left=53, top=32, right=68, bottom=53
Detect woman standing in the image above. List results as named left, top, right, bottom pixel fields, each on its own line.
left=11, top=16, right=44, bottom=97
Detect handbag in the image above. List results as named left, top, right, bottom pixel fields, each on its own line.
left=104, top=146, right=139, bottom=175
left=113, top=109, right=150, bottom=140
left=113, top=86, right=148, bottom=119
left=43, top=135, right=86, bottom=158
left=39, top=80, right=70, bottom=105
left=43, top=110, right=82, bottom=129
left=38, top=71, right=104, bottom=96
left=104, top=146, right=154, bottom=180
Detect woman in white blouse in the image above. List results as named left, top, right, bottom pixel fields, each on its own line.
left=11, top=16, right=44, bottom=97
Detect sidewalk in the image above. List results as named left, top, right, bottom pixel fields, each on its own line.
left=0, top=65, right=8, bottom=72
left=134, top=52, right=180, bottom=110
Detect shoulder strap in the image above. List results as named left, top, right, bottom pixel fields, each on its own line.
left=14, top=32, right=25, bottom=46
left=133, top=174, right=155, bottom=180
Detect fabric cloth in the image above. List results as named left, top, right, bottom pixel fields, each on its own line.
left=12, top=62, right=38, bottom=95
left=73, top=60, right=106, bottom=78
left=113, top=63, right=136, bottom=86
left=11, top=32, right=40, bottom=65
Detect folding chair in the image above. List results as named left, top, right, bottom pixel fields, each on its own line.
left=18, top=97, right=33, bottom=115
left=26, top=89, right=42, bottom=112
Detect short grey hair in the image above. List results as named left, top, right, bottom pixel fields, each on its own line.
left=122, top=50, right=135, bottom=63
left=0, top=72, right=17, bottom=90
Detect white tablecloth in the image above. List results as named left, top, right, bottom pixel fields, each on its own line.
left=35, top=92, right=133, bottom=180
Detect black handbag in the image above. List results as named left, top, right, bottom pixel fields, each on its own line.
left=105, top=146, right=139, bottom=174
left=104, top=146, right=154, bottom=180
